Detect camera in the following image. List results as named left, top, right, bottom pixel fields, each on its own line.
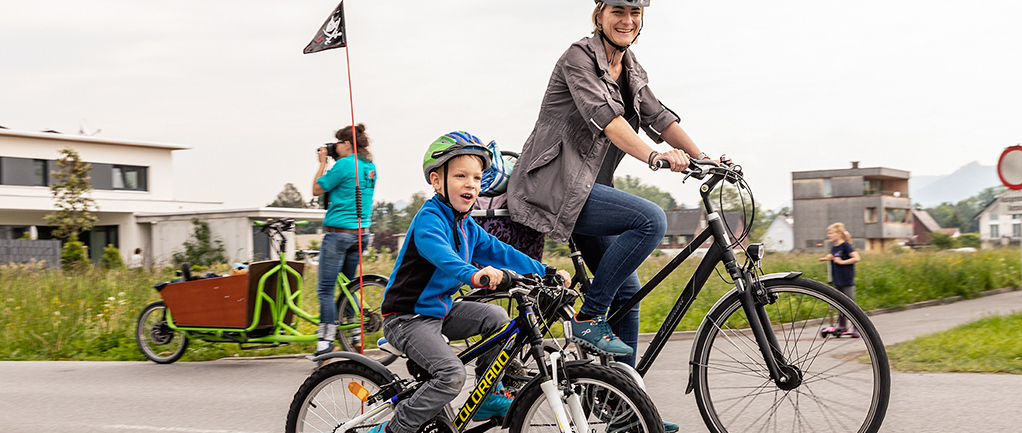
left=322, top=142, right=340, bottom=159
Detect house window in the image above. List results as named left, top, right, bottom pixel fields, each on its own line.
left=111, top=165, right=147, bottom=191
left=0, top=157, right=48, bottom=186
left=823, top=178, right=833, bottom=198
left=864, top=179, right=882, bottom=195
left=991, top=224, right=1000, bottom=238
left=886, top=209, right=909, bottom=223
left=990, top=213, right=999, bottom=221
left=864, top=207, right=878, bottom=223
left=1014, top=223, right=1021, bottom=238
left=662, top=236, right=672, bottom=245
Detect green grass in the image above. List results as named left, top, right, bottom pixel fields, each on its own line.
left=1, top=248, right=1019, bottom=362
left=886, top=312, right=1022, bottom=374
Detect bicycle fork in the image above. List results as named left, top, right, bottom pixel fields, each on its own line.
left=736, top=273, right=802, bottom=390
left=539, top=351, right=590, bottom=433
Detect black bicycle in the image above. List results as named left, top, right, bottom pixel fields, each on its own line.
left=474, top=157, right=891, bottom=433
left=286, top=270, right=666, bottom=433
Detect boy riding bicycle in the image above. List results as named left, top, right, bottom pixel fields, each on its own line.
left=376, top=131, right=570, bottom=433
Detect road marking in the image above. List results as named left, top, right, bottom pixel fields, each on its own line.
left=106, top=425, right=270, bottom=433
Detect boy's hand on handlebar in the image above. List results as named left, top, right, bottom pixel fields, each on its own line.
left=556, top=269, right=571, bottom=288
left=474, top=266, right=504, bottom=290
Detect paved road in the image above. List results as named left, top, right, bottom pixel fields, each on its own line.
left=1, top=290, right=1020, bottom=432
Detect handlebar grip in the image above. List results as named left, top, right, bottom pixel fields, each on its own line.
left=478, top=269, right=517, bottom=291
left=479, top=275, right=490, bottom=286
left=654, top=159, right=671, bottom=170
left=296, top=221, right=308, bottom=226
left=253, top=221, right=266, bottom=226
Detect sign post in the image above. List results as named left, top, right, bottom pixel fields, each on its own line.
left=997, top=145, right=1022, bottom=278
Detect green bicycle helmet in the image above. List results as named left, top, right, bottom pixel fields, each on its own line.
left=422, top=131, right=492, bottom=184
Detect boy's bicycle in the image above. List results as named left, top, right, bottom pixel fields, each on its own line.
left=473, top=157, right=891, bottom=433
left=286, top=270, right=665, bottom=433
left=135, top=218, right=395, bottom=365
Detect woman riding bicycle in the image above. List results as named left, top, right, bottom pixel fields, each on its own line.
left=509, top=0, right=709, bottom=370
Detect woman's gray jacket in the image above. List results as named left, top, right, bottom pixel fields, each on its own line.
left=508, top=35, right=680, bottom=243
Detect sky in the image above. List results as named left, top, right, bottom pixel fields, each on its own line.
left=3, top=1, right=1021, bottom=212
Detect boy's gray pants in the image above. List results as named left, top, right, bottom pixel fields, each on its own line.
left=383, top=301, right=509, bottom=433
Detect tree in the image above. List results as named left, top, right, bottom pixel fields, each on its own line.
left=172, top=218, right=227, bottom=266
left=268, top=183, right=309, bottom=208
left=44, top=147, right=97, bottom=241
left=100, top=244, right=124, bottom=269
left=615, top=175, right=679, bottom=210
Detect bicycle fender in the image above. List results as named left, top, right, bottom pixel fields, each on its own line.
left=685, top=271, right=802, bottom=394
left=499, top=359, right=594, bottom=429
left=311, top=351, right=398, bottom=381
left=352, top=274, right=389, bottom=287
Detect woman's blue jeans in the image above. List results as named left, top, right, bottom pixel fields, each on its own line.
left=316, top=232, right=370, bottom=325
left=572, top=183, right=667, bottom=367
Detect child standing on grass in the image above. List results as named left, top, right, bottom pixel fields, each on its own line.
left=375, top=131, right=570, bottom=433
left=819, top=222, right=862, bottom=338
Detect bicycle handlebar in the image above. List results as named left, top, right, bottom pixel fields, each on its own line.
left=654, top=155, right=740, bottom=183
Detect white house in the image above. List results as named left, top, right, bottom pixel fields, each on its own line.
left=0, top=128, right=323, bottom=266
left=974, top=189, right=1022, bottom=248
left=762, top=215, right=794, bottom=252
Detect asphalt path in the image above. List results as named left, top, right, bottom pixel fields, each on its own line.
left=1, top=290, right=1020, bottom=433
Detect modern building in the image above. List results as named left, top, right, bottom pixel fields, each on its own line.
left=792, top=162, right=913, bottom=251
left=0, top=127, right=323, bottom=267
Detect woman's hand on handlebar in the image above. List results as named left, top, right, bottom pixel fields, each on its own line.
left=474, top=266, right=504, bottom=290
left=654, top=149, right=690, bottom=173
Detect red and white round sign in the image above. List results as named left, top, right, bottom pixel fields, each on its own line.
left=998, top=145, right=1022, bottom=190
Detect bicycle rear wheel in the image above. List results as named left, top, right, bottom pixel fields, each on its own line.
left=285, top=361, right=394, bottom=433
left=509, top=363, right=665, bottom=433
left=337, top=277, right=396, bottom=366
left=691, top=277, right=890, bottom=433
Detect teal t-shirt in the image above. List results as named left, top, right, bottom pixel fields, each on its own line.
left=317, top=155, right=376, bottom=229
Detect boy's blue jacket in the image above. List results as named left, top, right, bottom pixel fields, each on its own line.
left=381, top=195, right=547, bottom=318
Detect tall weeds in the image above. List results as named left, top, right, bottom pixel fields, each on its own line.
left=1, top=249, right=1018, bottom=361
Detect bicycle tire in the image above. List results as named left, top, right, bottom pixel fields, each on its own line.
left=285, top=361, right=394, bottom=433
left=690, top=277, right=890, bottom=433
left=336, top=277, right=396, bottom=366
left=509, top=363, right=665, bottom=433
left=136, top=301, right=188, bottom=364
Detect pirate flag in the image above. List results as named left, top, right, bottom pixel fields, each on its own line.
left=304, top=2, right=347, bottom=54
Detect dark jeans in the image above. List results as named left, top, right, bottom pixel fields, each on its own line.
left=316, top=232, right=370, bottom=325
left=572, top=184, right=667, bottom=367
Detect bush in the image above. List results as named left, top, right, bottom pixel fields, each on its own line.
left=60, top=233, right=89, bottom=269
left=959, top=233, right=980, bottom=248
left=930, top=232, right=957, bottom=250
left=101, top=244, right=124, bottom=269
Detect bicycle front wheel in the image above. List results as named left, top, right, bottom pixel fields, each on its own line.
left=136, top=301, right=188, bottom=364
left=285, top=361, right=394, bottom=433
left=509, top=363, right=665, bottom=433
left=337, top=276, right=396, bottom=366
left=691, top=277, right=890, bottom=433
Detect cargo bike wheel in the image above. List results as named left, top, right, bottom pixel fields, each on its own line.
left=136, top=301, right=189, bottom=364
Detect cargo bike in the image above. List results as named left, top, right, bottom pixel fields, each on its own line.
left=135, top=218, right=395, bottom=365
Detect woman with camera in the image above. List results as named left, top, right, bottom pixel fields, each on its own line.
left=311, top=123, right=377, bottom=357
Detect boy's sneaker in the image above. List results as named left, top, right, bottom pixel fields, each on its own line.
left=306, top=343, right=339, bottom=368
left=662, top=420, right=680, bottom=433
left=472, top=383, right=514, bottom=420
left=570, top=314, right=633, bottom=357
left=366, top=420, right=390, bottom=433
left=842, top=330, right=861, bottom=338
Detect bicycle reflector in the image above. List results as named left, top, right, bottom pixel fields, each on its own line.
left=348, top=382, right=370, bottom=402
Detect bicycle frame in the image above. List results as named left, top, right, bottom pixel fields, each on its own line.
left=343, top=284, right=585, bottom=433
left=571, top=161, right=797, bottom=386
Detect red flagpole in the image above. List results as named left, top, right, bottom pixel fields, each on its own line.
left=344, top=43, right=367, bottom=355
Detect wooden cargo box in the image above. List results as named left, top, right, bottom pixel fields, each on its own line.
left=160, top=260, right=305, bottom=329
